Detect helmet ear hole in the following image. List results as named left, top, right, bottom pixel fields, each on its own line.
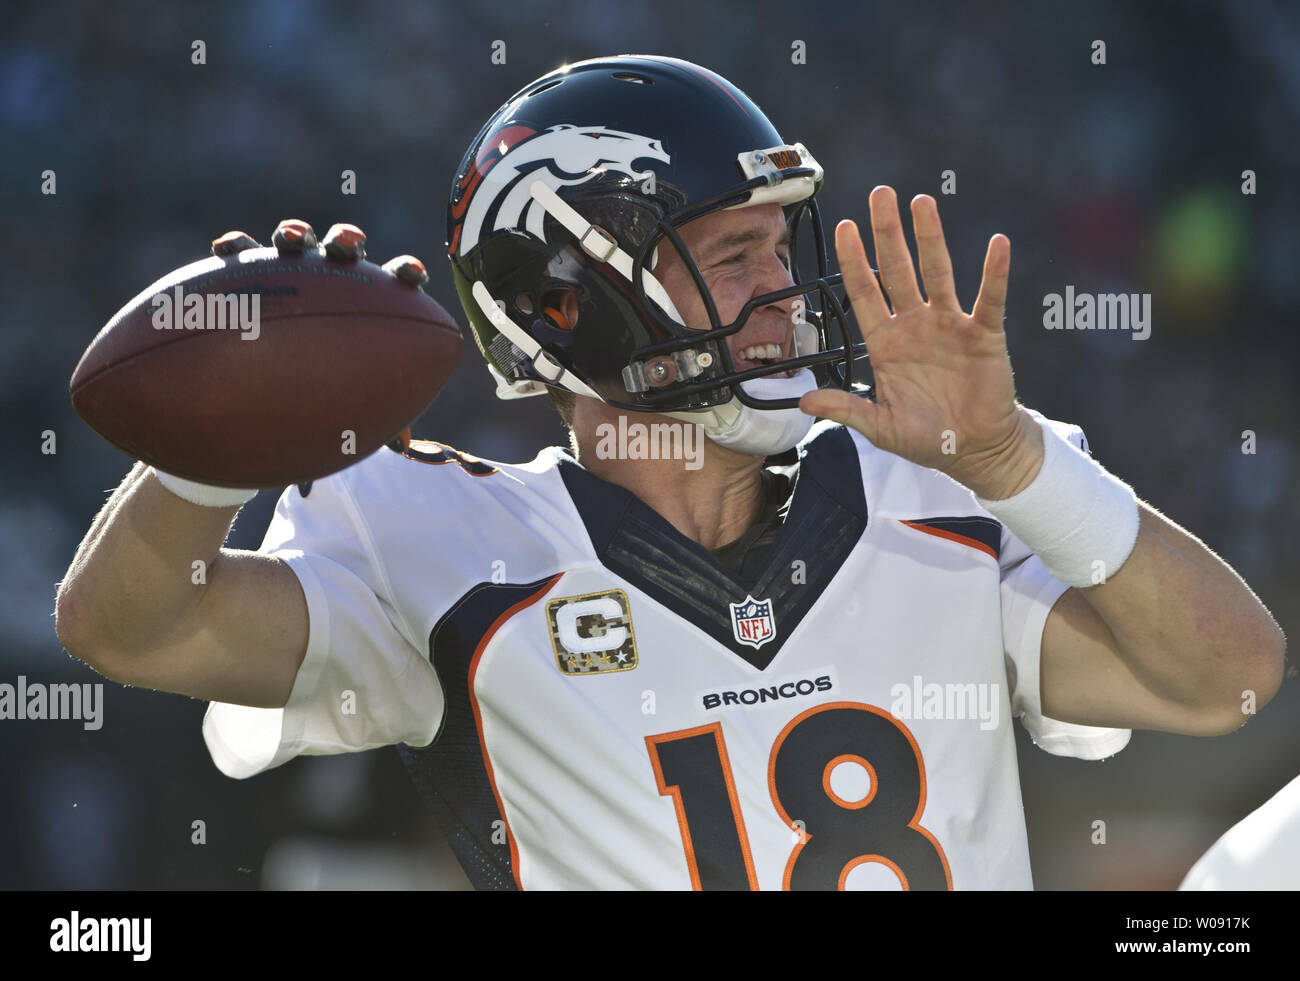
left=543, top=305, right=573, bottom=331
left=540, top=286, right=579, bottom=331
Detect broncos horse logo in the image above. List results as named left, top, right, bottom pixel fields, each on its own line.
left=450, top=123, right=670, bottom=255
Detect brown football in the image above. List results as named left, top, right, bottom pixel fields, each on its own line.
left=70, top=245, right=462, bottom=487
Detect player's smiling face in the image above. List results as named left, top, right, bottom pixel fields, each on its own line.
left=654, top=203, right=799, bottom=375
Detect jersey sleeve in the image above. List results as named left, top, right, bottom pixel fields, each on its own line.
left=998, top=413, right=1132, bottom=760
left=202, top=471, right=445, bottom=780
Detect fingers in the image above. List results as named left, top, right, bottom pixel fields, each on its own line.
left=799, top=388, right=881, bottom=443
left=835, top=219, right=890, bottom=339
left=272, top=219, right=318, bottom=252
left=910, top=195, right=960, bottom=310
left=323, top=223, right=367, bottom=261
left=971, top=233, right=1011, bottom=331
left=214, top=218, right=421, bottom=287
left=214, top=220, right=371, bottom=263
left=211, top=231, right=261, bottom=256
left=869, top=186, right=924, bottom=314
left=382, top=254, right=429, bottom=287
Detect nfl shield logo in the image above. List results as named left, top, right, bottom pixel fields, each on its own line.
left=730, top=595, right=776, bottom=649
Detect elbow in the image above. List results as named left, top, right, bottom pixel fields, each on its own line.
left=54, top=582, right=117, bottom=678
left=1250, top=620, right=1288, bottom=709
left=53, top=581, right=86, bottom=659
left=1205, top=622, right=1287, bottom=736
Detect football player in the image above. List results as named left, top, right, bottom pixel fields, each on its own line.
left=56, top=55, right=1285, bottom=889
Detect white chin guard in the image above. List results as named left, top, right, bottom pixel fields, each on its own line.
left=667, top=369, right=818, bottom=458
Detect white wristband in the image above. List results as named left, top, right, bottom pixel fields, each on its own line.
left=975, top=420, right=1139, bottom=588
left=152, top=468, right=258, bottom=508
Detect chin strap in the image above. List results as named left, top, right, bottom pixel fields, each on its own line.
left=667, top=370, right=818, bottom=457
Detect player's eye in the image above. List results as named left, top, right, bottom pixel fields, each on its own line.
left=712, top=245, right=788, bottom=269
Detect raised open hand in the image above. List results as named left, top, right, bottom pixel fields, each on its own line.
left=801, top=187, right=1042, bottom=499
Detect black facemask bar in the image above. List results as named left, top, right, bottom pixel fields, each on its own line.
left=621, top=171, right=872, bottom=411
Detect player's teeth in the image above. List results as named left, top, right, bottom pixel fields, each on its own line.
left=739, top=343, right=782, bottom=361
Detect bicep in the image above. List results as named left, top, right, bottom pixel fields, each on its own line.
left=1040, top=587, right=1239, bottom=736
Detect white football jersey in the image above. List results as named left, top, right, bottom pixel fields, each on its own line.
left=1179, top=774, right=1300, bottom=890
left=203, top=417, right=1130, bottom=889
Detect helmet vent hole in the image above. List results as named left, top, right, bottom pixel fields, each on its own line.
left=611, top=72, right=651, bottom=84
left=529, top=79, right=564, bottom=96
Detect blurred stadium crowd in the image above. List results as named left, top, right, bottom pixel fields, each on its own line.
left=2, top=0, right=1297, bottom=889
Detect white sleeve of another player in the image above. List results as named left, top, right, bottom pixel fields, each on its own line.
left=998, top=413, right=1132, bottom=761
left=1180, top=774, right=1300, bottom=890
left=203, top=474, right=443, bottom=779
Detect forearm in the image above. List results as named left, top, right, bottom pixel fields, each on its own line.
left=1075, top=503, right=1285, bottom=710
left=56, top=464, right=245, bottom=660
left=967, top=411, right=1285, bottom=728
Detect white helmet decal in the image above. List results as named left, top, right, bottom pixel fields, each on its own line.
left=456, top=124, right=669, bottom=254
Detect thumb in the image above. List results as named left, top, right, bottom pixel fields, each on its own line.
left=800, top=389, right=882, bottom=442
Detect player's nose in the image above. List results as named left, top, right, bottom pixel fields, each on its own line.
left=754, top=257, right=797, bottom=315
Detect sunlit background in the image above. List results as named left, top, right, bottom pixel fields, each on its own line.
left=2, top=0, right=1297, bottom=889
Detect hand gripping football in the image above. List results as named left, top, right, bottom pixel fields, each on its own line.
left=70, top=220, right=462, bottom=487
